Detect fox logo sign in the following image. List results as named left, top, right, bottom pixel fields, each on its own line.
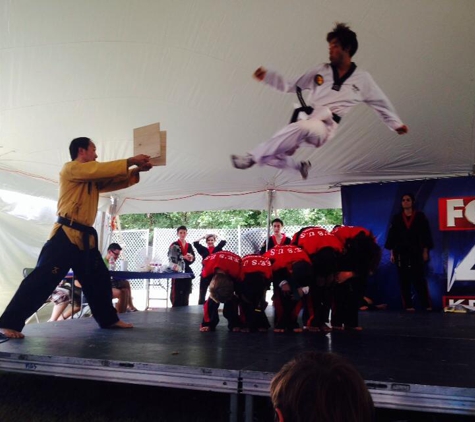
left=439, top=197, right=475, bottom=231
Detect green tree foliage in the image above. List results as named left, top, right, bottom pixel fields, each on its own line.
left=120, top=209, right=342, bottom=230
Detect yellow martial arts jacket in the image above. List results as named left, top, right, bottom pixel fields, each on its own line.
left=49, top=159, right=139, bottom=250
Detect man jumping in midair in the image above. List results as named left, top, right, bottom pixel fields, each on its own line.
left=231, top=23, right=408, bottom=179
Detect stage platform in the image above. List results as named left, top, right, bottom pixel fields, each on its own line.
left=0, top=307, right=474, bottom=420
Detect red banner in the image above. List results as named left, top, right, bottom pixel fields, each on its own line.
left=438, top=197, right=475, bottom=231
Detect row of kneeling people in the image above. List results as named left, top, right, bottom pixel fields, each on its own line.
left=199, top=225, right=381, bottom=333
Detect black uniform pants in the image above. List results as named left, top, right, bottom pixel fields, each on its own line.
left=0, top=228, right=118, bottom=332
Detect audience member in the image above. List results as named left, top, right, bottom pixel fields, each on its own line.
left=48, top=278, right=83, bottom=321
left=169, top=226, right=195, bottom=307
left=193, top=234, right=227, bottom=304
left=270, top=351, right=374, bottom=422
left=104, top=243, right=138, bottom=313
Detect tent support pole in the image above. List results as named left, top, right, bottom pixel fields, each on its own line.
left=265, top=189, right=275, bottom=252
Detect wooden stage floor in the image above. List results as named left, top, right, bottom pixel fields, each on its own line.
left=0, top=307, right=474, bottom=417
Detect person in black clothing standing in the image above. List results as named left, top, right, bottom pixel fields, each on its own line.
left=385, top=193, right=434, bottom=311
left=260, top=218, right=291, bottom=254
left=193, top=234, right=227, bottom=304
left=169, top=226, right=195, bottom=307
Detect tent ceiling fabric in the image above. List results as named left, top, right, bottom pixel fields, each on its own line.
left=1, top=0, right=474, bottom=213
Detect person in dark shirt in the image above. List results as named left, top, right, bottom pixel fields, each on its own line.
left=193, top=234, right=227, bottom=304
left=385, top=193, right=434, bottom=311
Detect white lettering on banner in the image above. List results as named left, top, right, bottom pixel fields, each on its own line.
left=448, top=244, right=475, bottom=291
left=448, top=299, right=475, bottom=307
left=465, top=200, right=475, bottom=224
left=446, top=199, right=464, bottom=227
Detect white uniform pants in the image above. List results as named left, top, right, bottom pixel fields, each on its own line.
left=250, top=106, right=338, bottom=170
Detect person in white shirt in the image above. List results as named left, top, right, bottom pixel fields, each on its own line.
left=232, top=23, right=408, bottom=179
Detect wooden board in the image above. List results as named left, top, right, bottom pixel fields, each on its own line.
left=133, top=123, right=167, bottom=166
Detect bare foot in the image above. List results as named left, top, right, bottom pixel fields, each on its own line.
left=231, top=327, right=240, bottom=332
left=332, top=325, right=344, bottom=331
left=346, top=326, right=363, bottom=331
left=0, top=328, right=25, bottom=339
left=110, top=320, right=133, bottom=329
left=307, top=326, right=320, bottom=333
left=200, top=326, right=210, bottom=332
left=293, top=327, right=303, bottom=333
left=258, top=328, right=269, bottom=332
left=376, top=304, right=388, bottom=310
left=273, top=328, right=285, bottom=333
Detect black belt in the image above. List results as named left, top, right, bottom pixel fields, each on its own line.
left=57, top=216, right=98, bottom=274
left=291, top=87, right=340, bottom=124
left=289, top=106, right=341, bottom=124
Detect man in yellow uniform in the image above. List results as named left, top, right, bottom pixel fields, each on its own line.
left=0, top=137, right=152, bottom=339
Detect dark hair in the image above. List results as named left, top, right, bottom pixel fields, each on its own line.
left=177, top=226, right=187, bottom=233
left=205, top=234, right=216, bottom=242
left=272, top=218, right=284, bottom=226
left=401, top=192, right=415, bottom=204
left=107, top=243, right=122, bottom=252
left=340, top=232, right=381, bottom=278
left=69, top=137, right=91, bottom=160
left=270, top=352, right=374, bottom=422
left=209, top=272, right=234, bottom=303
left=326, top=23, right=358, bottom=57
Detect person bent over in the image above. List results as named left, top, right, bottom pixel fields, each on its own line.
left=292, top=226, right=343, bottom=332
left=239, top=254, right=273, bottom=332
left=264, top=245, right=313, bottom=333
left=331, top=226, right=381, bottom=331
left=200, top=251, right=242, bottom=332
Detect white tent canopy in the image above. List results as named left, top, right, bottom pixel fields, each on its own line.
left=1, top=1, right=475, bottom=309
left=2, top=0, right=474, bottom=214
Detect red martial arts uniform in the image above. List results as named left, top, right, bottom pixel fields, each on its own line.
left=201, top=251, right=242, bottom=331
left=264, top=245, right=312, bottom=331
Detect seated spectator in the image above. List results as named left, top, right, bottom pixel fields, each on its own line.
left=193, top=234, right=227, bottom=304
left=48, top=278, right=83, bottom=321
left=104, top=243, right=138, bottom=313
left=270, top=351, right=375, bottom=422
left=48, top=277, right=127, bottom=321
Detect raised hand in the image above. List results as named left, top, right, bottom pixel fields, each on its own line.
left=253, top=66, right=267, bottom=82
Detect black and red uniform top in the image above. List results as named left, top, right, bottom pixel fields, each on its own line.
left=202, top=251, right=242, bottom=280
left=241, top=254, right=272, bottom=280
left=263, top=245, right=311, bottom=273
left=293, top=226, right=343, bottom=255
left=331, top=226, right=372, bottom=243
